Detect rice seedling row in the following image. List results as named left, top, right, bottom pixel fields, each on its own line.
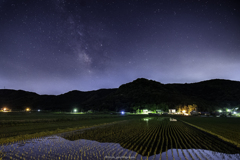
left=1, top=117, right=240, bottom=160
left=176, top=117, right=240, bottom=146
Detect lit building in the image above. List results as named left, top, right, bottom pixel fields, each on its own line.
left=0, top=107, right=11, bottom=112
left=169, top=109, right=176, bottom=114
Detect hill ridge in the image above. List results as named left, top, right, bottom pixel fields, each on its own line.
left=1, top=78, right=240, bottom=112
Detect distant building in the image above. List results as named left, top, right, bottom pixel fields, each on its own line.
left=142, top=109, right=152, bottom=114
left=169, top=109, right=176, bottom=114
left=190, top=110, right=198, bottom=115
left=0, top=107, right=11, bottom=112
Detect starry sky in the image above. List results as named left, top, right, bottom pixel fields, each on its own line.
left=0, top=0, right=240, bottom=95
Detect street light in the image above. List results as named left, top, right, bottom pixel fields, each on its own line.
left=74, top=109, right=77, bottom=113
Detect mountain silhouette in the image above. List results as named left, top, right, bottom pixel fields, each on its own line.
left=1, top=78, right=240, bottom=112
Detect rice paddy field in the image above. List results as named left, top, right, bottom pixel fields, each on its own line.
left=0, top=112, right=146, bottom=144
left=1, top=116, right=240, bottom=160
left=176, top=116, right=240, bottom=146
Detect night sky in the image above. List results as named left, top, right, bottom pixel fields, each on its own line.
left=1, top=0, right=240, bottom=95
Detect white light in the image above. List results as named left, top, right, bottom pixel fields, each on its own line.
left=219, top=110, right=222, bottom=113
left=74, top=109, right=77, bottom=112
left=233, top=111, right=237, bottom=114
left=121, top=111, right=125, bottom=115
left=38, top=109, right=40, bottom=112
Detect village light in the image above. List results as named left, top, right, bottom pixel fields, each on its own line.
left=2, top=107, right=11, bottom=112
left=233, top=111, right=237, bottom=114
left=26, top=108, right=30, bottom=111
left=38, top=109, right=40, bottom=112
left=74, top=109, right=77, bottom=112
left=219, top=110, right=222, bottom=113
left=182, top=110, right=186, bottom=113
left=121, top=111, right=125, bottom=115
left=227, top=109, right=230, bottom=112
left=142, top=109, right=148, bottom=114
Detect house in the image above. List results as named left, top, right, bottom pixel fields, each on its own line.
left=137, top=109, right=153, bottom=114
left=142, top=109, right=148, bottom=114
left=143, top=109, right=153, bottom=114
left=0, top=107, right=11, bottom=112
left=190, top=110, right=198, bottom=115
left=169, top=109, right=176, bottom=114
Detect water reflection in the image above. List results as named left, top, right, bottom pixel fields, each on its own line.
left=170, top=118, right=177, bottom=121
left=61, top=118, right=240, bottom=156
left=1, top=136, right=240, bottom=160
left=141, top=117, right=167, bottom=122
left=142, top=117, right=153, bottom=121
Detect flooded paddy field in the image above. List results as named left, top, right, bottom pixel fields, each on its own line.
left=1, top=117, right=240, bottom=160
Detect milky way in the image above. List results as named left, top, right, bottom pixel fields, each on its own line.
left=0, top=0, right=240, bottom=94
